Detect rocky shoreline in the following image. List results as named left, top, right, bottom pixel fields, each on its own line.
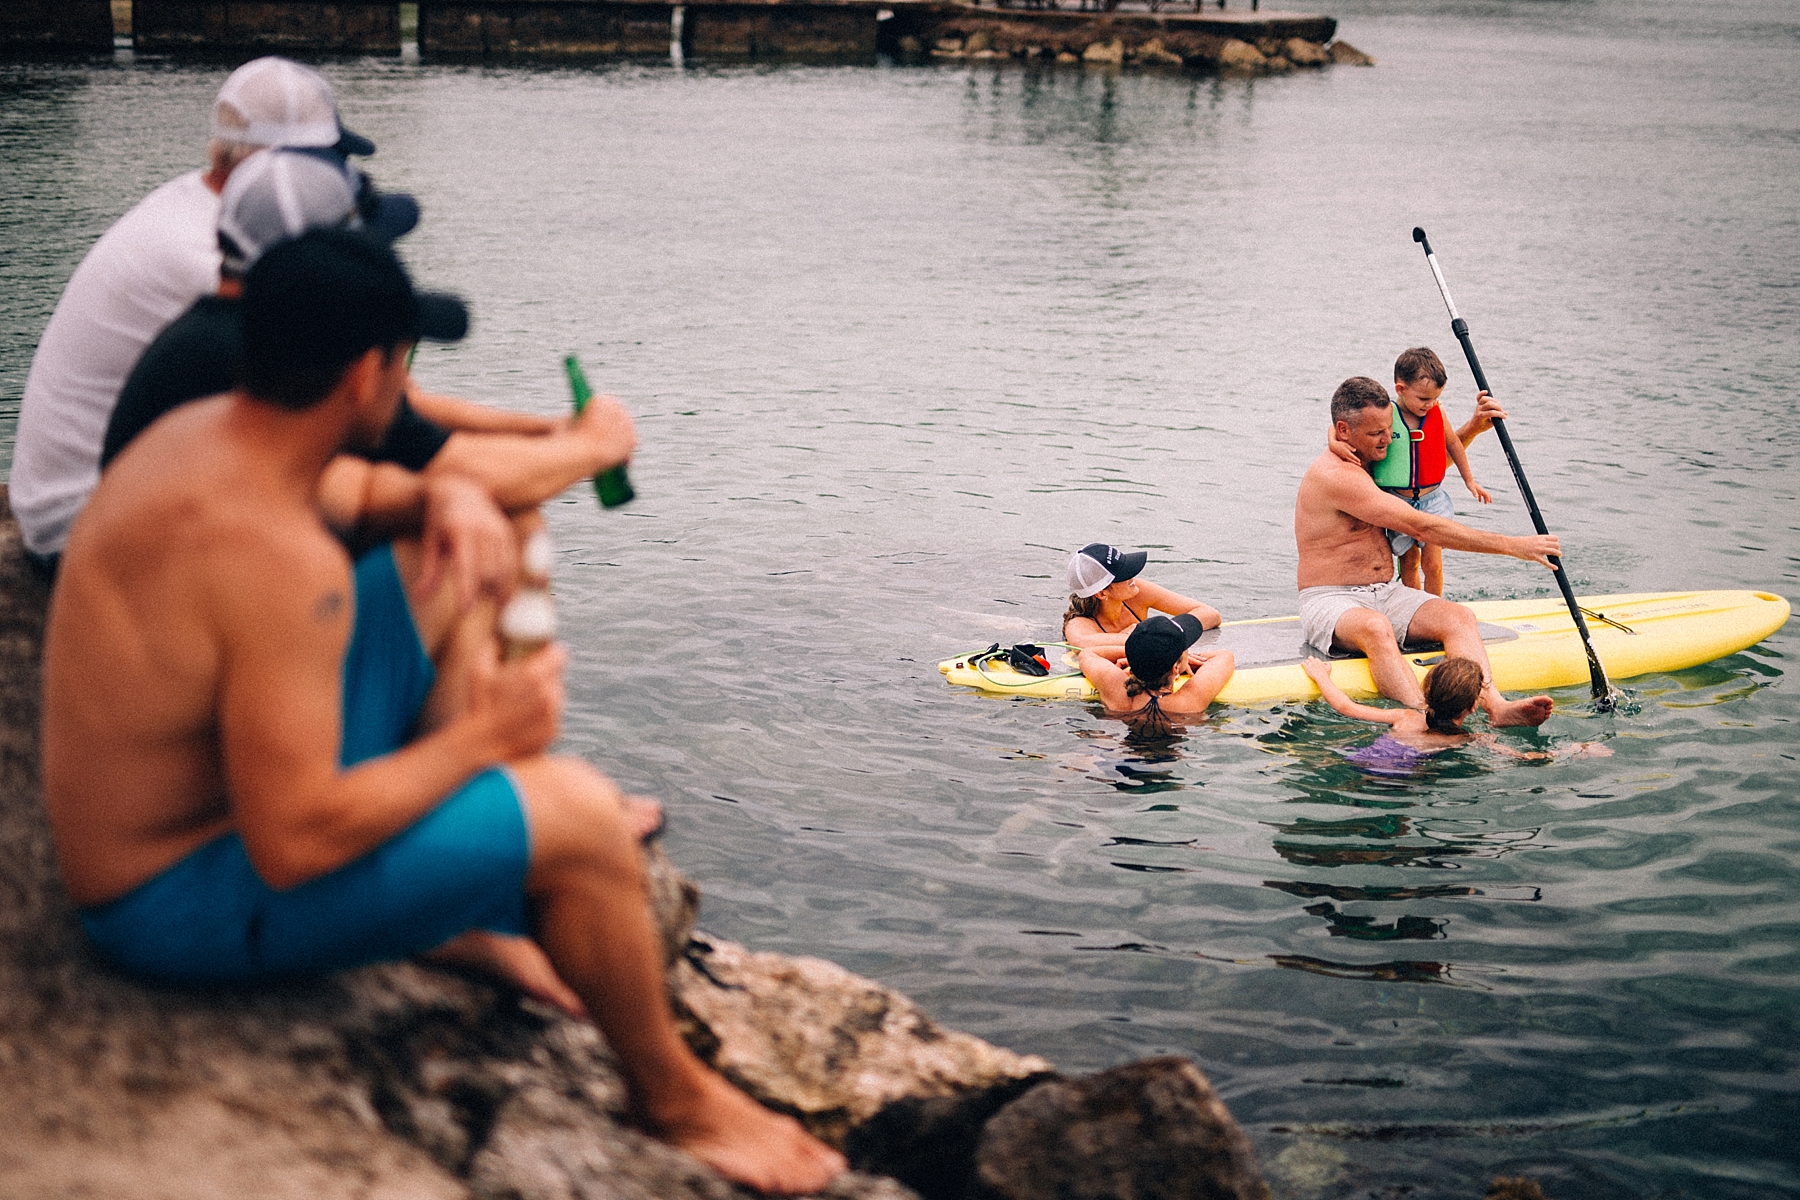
left=0, top=489, right=1270, bottom=1199
left=899, top=28, right=1373, bottom=73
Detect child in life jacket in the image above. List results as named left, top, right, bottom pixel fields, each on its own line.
left=1372, top=347, right=1492, bottom=595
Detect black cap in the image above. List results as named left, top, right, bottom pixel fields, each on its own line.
left=242, top=227, right=466, bottom=407
left=1124, top=613, right=1204, bottom=681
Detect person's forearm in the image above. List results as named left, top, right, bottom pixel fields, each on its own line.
left=240, top=711, right=509, bottom=890
left=409, top=387, right=558, bottom=435
left=1404, top=512, right=1518, bottom=556
left=427, top=429, right=617, bottom=511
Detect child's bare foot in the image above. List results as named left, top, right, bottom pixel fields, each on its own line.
left=1487, top=693, right=1554, bottom=727
left=644, top=1069, right=845, bottom=1195
left=424, top=931, right=588, bottom=1019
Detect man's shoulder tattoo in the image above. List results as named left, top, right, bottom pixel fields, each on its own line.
left=313, top=591, right=346, bottom=624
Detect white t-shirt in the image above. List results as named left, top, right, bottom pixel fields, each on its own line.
left=11, top=171, right=221, bottom=557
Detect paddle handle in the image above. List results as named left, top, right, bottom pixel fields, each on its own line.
left=564, top=355, right=635, bottom=508
left=1412, top=228, right=1617, bottom=707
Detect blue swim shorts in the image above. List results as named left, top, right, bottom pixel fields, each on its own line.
left=1382, top=484, right=1456, bottom=557
left=78, top=546, right=531, bottom=983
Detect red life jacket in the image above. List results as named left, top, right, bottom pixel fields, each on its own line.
left=1370, top=403, right=1447, bottom=489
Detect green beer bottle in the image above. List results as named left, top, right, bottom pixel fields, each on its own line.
left=564, top=355, right=635, bottom=508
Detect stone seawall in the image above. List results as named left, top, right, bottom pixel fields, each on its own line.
left=0, top=488, right=1269, bottom=1200
left=0, top=0, right=114, bottom=54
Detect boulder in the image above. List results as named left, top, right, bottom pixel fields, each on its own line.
left=1327, top=39, right=1376, bottom=66
left=1264, top=55, right=1293, bottom=73
left=1055, top=50, right=1079, bottom=64
left=1283, top=38, right=1327, bottom=66
left=1218, top=38, right=1266, bottom=72
left=1134, top=38, right=1185, bottom=67
left=962, top=28, right=992, bottom=54
left=974, top=1058, right=1271, bottom=1200
left=1082, top=38, right=1125, bottom=64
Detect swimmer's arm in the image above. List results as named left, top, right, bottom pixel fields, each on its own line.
left=1064, top=615, right=1127, bottom=651
left=424, top=394, right=636, bottom=512
left=1443, top=416, right=1492, bottom=504
left=1077, top=648, right=1135, bottom=710
left=407, top=384, right=558, bottom=435
left=1134, top=580, right=1222, bottom=629
left=216, top=544, right=562, bottom=890
left=1302, top=657, right=1404, bottom=725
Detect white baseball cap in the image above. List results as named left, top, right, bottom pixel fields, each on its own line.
left=1067, top=542, right=1148, bottom=598
left=217, top=149, right=419, bottom=276
left=211, top=57, right=375, bottom=156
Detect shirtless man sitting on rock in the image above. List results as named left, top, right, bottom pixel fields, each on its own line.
left=40, top=228, right=843, bottom=1195
left=1295, top=375, right=1560, bottom=728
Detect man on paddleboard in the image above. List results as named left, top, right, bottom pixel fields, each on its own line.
left=1295, top=376, right=1559, bottom=727
left=41, top=230, right=844, bottom=1195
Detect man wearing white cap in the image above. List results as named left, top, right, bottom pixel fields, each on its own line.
left=10, top=57, right=379, bottom=574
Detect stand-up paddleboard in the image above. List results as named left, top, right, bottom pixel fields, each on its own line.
left=938, top=590, right=1792, bottom=706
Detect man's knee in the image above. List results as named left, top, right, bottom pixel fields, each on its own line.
left=515, top=757, right=639, bottom=872
left=1334, top=607, right=1394, bottom=653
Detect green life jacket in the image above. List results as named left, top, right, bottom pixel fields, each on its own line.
left=1369, top=403, right=1448, bottom=489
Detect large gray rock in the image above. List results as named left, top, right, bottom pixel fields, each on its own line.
left=973, top=1058, right=1270, bottom=1200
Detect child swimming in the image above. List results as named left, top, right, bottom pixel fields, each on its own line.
left=1301, top=655, right=1610, bottom=767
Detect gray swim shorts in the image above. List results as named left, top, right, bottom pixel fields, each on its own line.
left=1382, top=484, right=1456, bottom=556
left=1298, top=578, right=1438, bottom=652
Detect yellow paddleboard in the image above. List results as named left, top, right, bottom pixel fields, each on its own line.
left=938, top=590, right=1792, bottom=706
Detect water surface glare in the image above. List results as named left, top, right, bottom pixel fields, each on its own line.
left=3, top=1, right=1798, bottom=1195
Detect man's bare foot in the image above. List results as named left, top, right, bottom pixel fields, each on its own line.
left=1487, top=693, right=1554, bottom=727
left=625, top=795, right=665, bottom=843
left=424, top=931, right=587, bottom=1019
left=644, top=1068, right=845, bottom=1195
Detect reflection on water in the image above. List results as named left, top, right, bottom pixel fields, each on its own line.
left=3, top=0, right=1798, bottom=1194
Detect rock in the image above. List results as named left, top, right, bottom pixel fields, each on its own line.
left=1134, top=38, right=1184, bottom=67
left=1218, top=38, right=1265, bottom=72
left=932, top=36, right=963, bottom=56
left=974, top=1058, right=1271, bottom=1200
left=1264, top=55, right=1293, bottom=73
left=673, top=933, right=1052, bottom=1148
left=962, top=28, right=992, bottom=54
left=1254, top=37, right=1280, bottom=56
left=1082, top=38, right=1124, bottom=64
left=1055, top=50, right=1079, bottom=64
left=1487, top=1179, right=1551, bottom=1200
left=1328, top=39, right=1376, bottom=66
left=897, top=34, right=923, bottom=57
left=1284, top=37, right=1327, bottom=66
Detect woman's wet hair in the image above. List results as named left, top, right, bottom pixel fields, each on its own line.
left=1423, top=656, right=1484, bottom=733
left=1124, top=665, right=1175, bottom=698
left=1062, top=592, right=1101, bottom=627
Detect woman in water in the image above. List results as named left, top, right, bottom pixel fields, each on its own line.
left=1078, top=614, right=1236, bottom=723
left=1062, top=543, right=1222, bottom=651
left=1301, top=655, right=1608, bottom=769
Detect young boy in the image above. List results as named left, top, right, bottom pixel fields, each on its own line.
left=1371, top=347, right=1492, bottom=595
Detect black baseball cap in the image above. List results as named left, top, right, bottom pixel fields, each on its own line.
left=242, top=227, right=466, bottom=407
left=1125, top=613, right=1205, bottom=681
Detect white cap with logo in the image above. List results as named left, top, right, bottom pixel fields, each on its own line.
left=211, top=57, right=376, bottom=156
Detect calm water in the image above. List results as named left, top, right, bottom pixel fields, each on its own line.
left=3, top=2, right=1798, bottom=1195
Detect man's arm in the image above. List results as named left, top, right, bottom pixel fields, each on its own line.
left=316, top=466, right=517, bottom=611
left=214, top=535, right=564, bottom=890
left=425, top=394, right=636, bottom=512
left=1322, top=458, right=1559, bottom=566
left=408, top=385, right=559, bottom=436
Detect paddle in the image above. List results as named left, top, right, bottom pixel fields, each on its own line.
left=1411, top=226, right=1621, bottom=712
